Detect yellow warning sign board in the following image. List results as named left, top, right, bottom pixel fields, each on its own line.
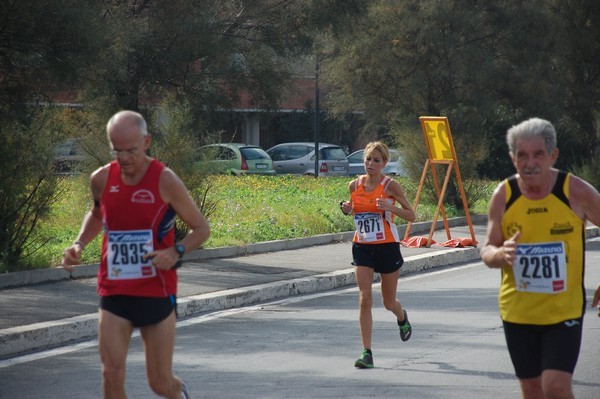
left=403, top=116, right=475, bottom=247
left=421, top=117, right=455, bottom=161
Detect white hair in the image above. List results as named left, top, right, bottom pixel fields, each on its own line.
left=106, top=110, right=148, bottom=136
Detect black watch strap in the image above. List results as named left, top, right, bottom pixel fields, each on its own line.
left=174, top=243, right=185, bottom=259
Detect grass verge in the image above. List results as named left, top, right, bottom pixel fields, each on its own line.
left=21, top=174, right=493, bottom=270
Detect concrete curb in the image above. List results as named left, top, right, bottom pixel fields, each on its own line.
left=0, top=215, right=487, bottom=289
left=0, top=246, right=480, bottom=359
left=178, top=246, right=481, bottom=317
left=0, top=315, right=99, bottom=360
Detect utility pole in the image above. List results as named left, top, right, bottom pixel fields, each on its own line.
left=314, top=55, right=320, bottom=177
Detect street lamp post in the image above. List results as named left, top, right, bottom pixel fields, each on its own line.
left=314, top=55, right=320, bottom=178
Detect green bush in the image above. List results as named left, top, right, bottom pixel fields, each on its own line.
left=0, top=108, right=77, bottom=273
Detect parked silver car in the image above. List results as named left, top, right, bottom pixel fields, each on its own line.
left=266, top=142, right=349, bottom=176
left=347, top=149, right=406, bottom=176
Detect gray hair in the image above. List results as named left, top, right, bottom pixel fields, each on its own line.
left=106, top=110, right=148, bottom=137
left=506, top=117, right=556, bottom=156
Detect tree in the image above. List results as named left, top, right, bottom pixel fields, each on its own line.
left=0, top=109, right=70, bottom=272
left=319, top=0, right=599, bottom=183
left=548, top=0, right=600, bottom=165
left=0, top=0, right=103, bottom=271
left=79, top=1, right=311, bottom=123
left=0, top=0, right=102, bottom=119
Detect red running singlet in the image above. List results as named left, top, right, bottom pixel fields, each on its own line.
left=98, top=160, right=178, bottom=297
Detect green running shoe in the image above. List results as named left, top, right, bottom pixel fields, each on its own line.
left=354, top=349, right=374, bottom=369
left=398, top=309, right=412, bottom=341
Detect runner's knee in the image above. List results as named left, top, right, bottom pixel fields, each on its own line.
left=359, top=292, right=373, bottom=308
left=102, top=364, right=126, bottom=388
left=382, top=298, right=398, bottom=312
left=147, top=373, right=177, bottom=397
left=542, top=371, right=573, bottom=399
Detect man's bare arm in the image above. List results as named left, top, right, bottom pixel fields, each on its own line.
left=61, top=167, right=108, bottom=271
left=144, top=168, right=210, bottom=270
left=480, top=183, right=519, bottom=268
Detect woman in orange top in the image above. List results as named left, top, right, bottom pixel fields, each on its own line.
left=340, top=141, right=416, bottom=368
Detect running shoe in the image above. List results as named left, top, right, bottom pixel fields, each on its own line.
left=181, top=379, right=190, bottom=399
left=354, top=349, right=374, bottom=369
left=398, top=309, right=412, bottom=341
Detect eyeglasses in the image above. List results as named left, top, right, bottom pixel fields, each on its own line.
left=109, top=148, right=140, bottom=158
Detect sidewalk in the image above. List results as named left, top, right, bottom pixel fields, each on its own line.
left=0, top=215, right=538, bottom=360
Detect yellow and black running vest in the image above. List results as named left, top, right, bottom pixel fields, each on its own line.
left=500, top=171, right=585, bottom=325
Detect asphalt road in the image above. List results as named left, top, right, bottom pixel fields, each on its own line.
left=1, top=242, right=599, bottom=398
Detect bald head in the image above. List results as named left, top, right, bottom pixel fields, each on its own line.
left=106, top=110, right=148, bottom=139
left=106, top=111, right=151, bottom=164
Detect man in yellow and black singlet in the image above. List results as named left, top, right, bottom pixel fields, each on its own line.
left=481, top=117, right=600, bottom=399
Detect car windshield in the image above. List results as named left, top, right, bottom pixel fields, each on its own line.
left=347, top=151, right=364, bottom=163
left=320, top=147, right=346, bottom=160
left=239, top=147, right=269, bottom=160
left=199, top=146, right=229, bottom=161
left=287, top=145, right=312, bottom=160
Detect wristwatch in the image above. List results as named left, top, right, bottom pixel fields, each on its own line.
left=174, top=243, right=185, bottom=259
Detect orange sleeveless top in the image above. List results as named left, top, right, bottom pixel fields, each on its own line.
left=351, top=175, right=399, bottom=244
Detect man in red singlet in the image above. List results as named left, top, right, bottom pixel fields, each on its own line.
left=340, top=141, right=416, bottom=368
left=62, top=110, right=210, bottom=399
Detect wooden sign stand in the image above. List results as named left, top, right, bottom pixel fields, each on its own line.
left=403, top=116, right=476, bottom=247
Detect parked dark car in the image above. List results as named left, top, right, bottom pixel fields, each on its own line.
left=266, top=142, right=349, bottom=176
left=197, top=143, right=276, bottom=175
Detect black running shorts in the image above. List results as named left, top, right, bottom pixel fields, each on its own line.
left=352, top=242, right=404, bottom=274
left=100, top=295, right=177, bottom=328
left=502, top=318, right=583, bottom=379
